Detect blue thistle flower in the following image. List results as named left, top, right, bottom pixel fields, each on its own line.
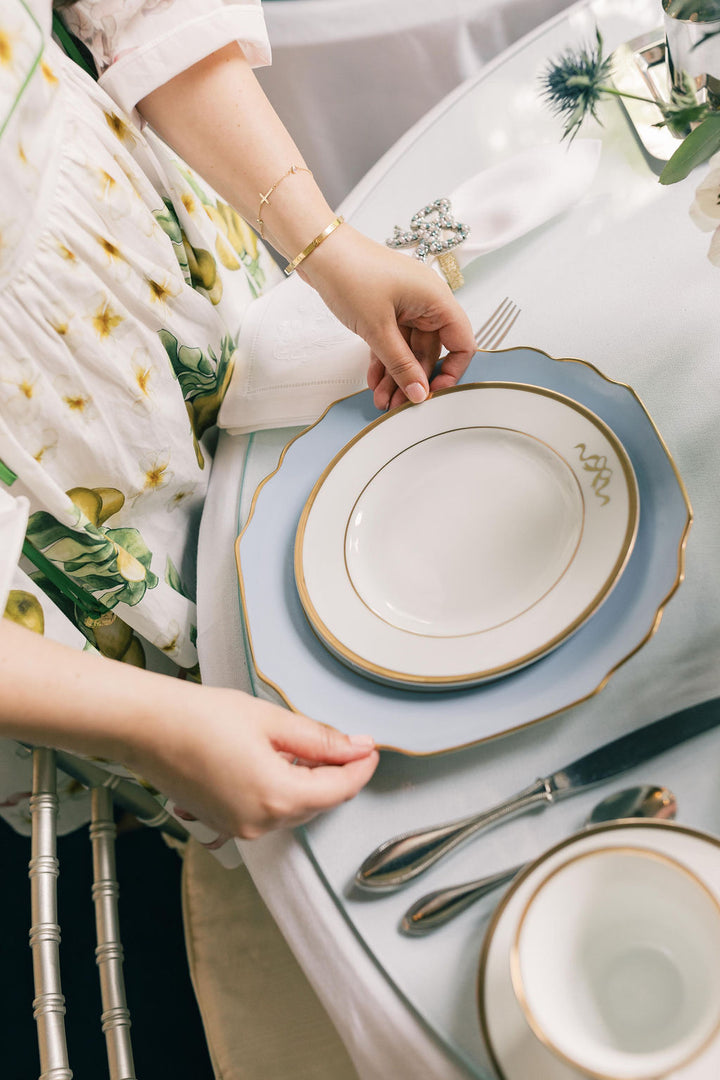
left=541, top=25, right=713, bottom=144
left=540, top=29, right=614, bottom=141
left=541, top=21, right=720, bottom=183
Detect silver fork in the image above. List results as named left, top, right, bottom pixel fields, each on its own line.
left=474, top=297, right=520, bottom=350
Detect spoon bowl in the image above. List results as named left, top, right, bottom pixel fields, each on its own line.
left=586, top=784, right=677, bottom=825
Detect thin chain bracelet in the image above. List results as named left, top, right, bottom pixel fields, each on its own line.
left=257, top=164, right=312, bottom=239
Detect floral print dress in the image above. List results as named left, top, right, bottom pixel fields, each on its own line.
left=0, top=0, right=282, bottom=834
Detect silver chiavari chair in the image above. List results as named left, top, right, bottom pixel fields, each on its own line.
left=27, top=746, right=188, bottom=1080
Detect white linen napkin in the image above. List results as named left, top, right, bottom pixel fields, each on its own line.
left=218, top=140, right=601, bottom=435
left=449, top=140, right=601, bottom=265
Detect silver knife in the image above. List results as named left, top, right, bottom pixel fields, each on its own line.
left=355, top=695, right=720, bottom=890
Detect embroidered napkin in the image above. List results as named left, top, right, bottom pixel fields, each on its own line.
left=218, top=140, right=601, bottom=435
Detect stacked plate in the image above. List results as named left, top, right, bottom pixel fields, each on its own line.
left=236, top=347, right=691, bottom=754
left=296, top=381, right=638, bottom=690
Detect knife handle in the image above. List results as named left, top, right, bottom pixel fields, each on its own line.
left=354, top=777, right=553, bottom=890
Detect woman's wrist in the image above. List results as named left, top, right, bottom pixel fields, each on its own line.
left=294, top=222, right=365, bottom=284
left=115, top=675, right=213, bottom=780
left=259, top=173, right=336, bottom=260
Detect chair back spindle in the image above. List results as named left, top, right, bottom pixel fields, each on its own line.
left=29, top=747, right=73, bottom=1080
left=90, top=786, right=137, bottom=1080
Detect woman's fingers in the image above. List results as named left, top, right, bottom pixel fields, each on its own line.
left=373, top=369, right=399, bottom=411
left=302, top=227, right=474, bottom=408
left=365, top=321, right=430, bottom=409
left=386, top=328, right=441, bottom=409
left=371, top=324, right=422, bottom=410
left=429, top=336, right=476, bottom=393
left=365, top=287, right=474, bottom=411
left=410, top=326, right=443, bottom=369
left=373, top=326, right=442, bottom=410
left=262, top=713, right=379, bottom=825
left=431, top=308, right=475, bottom=385
left=282, top=752, right=380, bottom=819
left=270, top=712, right=376, bottom=765
left=367, top=353, right=385, bottom=391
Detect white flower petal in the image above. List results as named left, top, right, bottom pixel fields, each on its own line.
left=708, top=226, right=720, bottom=267
left=689, top=199, right=719, bottom=233
left=693, top=173, right=720, bottom=222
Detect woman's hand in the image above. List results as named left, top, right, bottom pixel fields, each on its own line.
left=0, top=620, right=378, bottom=840
left=300, top=225, right=476, bottom=411
left=139, top=48, right=475, bottom=412
left=128, top=687, right=379, bottom=839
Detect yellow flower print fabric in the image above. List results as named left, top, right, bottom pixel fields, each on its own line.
left=0, top=0, right=282, bottom=674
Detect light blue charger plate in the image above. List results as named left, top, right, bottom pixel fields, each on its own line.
left=236, top=347, right=691, bottom=755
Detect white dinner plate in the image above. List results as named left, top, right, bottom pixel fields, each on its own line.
left=478, top=820, right=720, bottom=1080
left=295, top=383, right=638, bottom=689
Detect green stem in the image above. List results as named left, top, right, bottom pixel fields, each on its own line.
left=566, top=75, right=659, bottom=108
left=22, top=540, right=107, bottom=619
left=51, top=13, right=97, bottom=80
left=597, top=84, right=659, bottom=106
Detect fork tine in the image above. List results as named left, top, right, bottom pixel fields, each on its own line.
left=480, top=305, right=521, bottom=351
left=474, top=297, right=511, bottom=346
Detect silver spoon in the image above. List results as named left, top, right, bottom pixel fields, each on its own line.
left=400, top=784, right=677, bottom=936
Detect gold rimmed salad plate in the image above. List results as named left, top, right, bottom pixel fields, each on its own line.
left=295, top=383, right=638, bottom=690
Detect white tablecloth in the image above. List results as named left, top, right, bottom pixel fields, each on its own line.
left=259, top=0, right=575, bottom=206
left=198, top=2, right=720, bottom=1076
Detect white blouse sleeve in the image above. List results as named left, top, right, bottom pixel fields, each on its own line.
left=61, top=0, right=271, bottom=117
left=0, top=490, right=29, bottom=616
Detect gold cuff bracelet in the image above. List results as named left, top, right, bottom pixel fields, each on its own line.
left=284, top=215, right=345, bottom=275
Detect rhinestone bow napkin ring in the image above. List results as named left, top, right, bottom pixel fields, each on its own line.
left=386, top=198, right=470, bottom=290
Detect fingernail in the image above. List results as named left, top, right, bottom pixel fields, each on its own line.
left=349, top=733, right=375, bottom=746
left=406, top=381, right=428, bottom=404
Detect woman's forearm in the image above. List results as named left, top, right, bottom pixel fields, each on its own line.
left=138, top=43, right=334, bottom=260
left=0, top=618, right=186, bottom=764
